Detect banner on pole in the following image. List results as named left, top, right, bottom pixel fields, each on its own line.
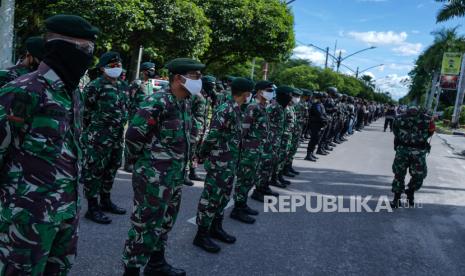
left=440, top=52, right=463, bottom=90
left=441, top=52, right=463, bottom=75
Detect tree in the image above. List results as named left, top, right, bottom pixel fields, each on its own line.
left=404, top=27, right=465, bottom=103
left=271, top=65, right=319, bottom=89
left=195, top=0, right=295, bottom=66
left=14, top=0, right=211, bottom=80
left=436, top=0, right=465, bottom=22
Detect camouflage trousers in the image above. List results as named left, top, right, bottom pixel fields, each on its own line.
left=0, top=216, right=78, bottom=276
left=234, top=150, right=261, bottom=205
left=82, top=137, right=123, bottom=199
left=391, top=146, right=428, bottom=193
left=286, top=128, right=302, bottom=167
left=122, top=170, right=183, bottom=268
left=196, top=162, right=236, bottom=229
left=187, top=136, right=200, bottom=172
left=277, top=134, right=293, bottom=174
left=256, top=143, right=275, bottom=191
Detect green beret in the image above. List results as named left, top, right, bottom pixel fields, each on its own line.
left=276, top=86, right=295, bottom=95
left=226, top=75, right=236, bottom=82
left=97, top=51, right=121, bottom=68
left=255, top=80, right=273, bottom=90
left=25, top=36, right=45, bottom=60
left=165, top=58, right=205, bottom=74
left=141, top=62, right=155, bottom=71
left=327, top=87, right=338, bottom=94
left=292, top=88, right=303, bottom=96
left=202, top=75, right=216, bottom=84
left=299, top=88, right=312, bottom=96
left=231, top=77, right=254, bottom=92
left=45, top=14, right=99, bottom=40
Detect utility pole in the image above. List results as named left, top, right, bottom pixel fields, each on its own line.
left=433, top=88, right=442, bottom=114
left=336, top=51, right=342, bottom=73
left=134, top=46, right=143, bottom=80
left=0, top=0, right=15, bottom=69
left=324, top=47, right=329, bottom=69
left=451, top=53, right=465, bottom=128
left=426, top=71, right=439, bottom=111
left=250, top=58, right=256, bottom=80
left=355, top=67, right=359, bottom=78
left=263, top=62, right=269, bottom=80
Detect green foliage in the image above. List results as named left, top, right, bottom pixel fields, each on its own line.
left=13, top=0, right=294, bottom=81
left=272, top=65, right=319, bottom=89
left=436, top=0, right=465, bottom=23
left=443, top=106, right=465, bottom=124
left=404, top=27, right=465, bottom=103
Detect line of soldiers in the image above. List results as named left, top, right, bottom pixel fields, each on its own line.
left=0, top=14, right=389, bottom=276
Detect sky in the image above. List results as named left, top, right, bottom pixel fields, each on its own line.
left=288, top=0, right=464, bottom=99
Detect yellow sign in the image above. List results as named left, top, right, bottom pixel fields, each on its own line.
left=441, top=52, right=463, bottom=75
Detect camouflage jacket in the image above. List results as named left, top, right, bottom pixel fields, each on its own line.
left=190, top=94, right=207, bottom=141
left=125, top=89, right=191, bottom=176
left=0, top=64, right=31, bottom=88
left=0, top=63, right=83, bottom=223
left=282, top=105, right=296, bottom=143
left=241, top=101, right=270, bottom=153
left=128, top=79, right=155, bottom=118
left=199, top=95, right=242, bottom=171
left=83, top=76, right=129, bottom=139
left=267, top=100, right=285, bottom=150
left=215, top=89, right=231, bottom=109
left=393, top=112, right=435, bottom=149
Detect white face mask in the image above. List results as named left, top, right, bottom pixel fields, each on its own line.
left=246, top=94, right=252, bottom=103
left=104, top=67, right=122, bottom=79
left=262, top=91, right=275, bottom=101
left=182, top=76, right=202, bottom=96
left=292, top=96, right=300, bottom=104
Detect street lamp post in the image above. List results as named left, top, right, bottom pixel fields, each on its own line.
left=336, top=46, right=377, bottom=73
left=355, top=64, right=384, bottom=78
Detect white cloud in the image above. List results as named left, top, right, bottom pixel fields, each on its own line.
left=347, top=31, right=407, bottom=45
left=387, top=63, right=414, bottom=71
left=292, top=46, right=326, bottom=66
left=375, top=74, right=411, bottom=99
left=392, top=43, right=423, bottom=56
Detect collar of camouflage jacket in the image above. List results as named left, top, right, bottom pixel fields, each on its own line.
left=39, top=62, right=66, bottom=91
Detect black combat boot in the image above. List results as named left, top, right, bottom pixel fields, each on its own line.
left=282, top=166, right=295, bottom=177
left=183, top=175, right=194, bottom=186
left=210, top=216, right=236, bottom=243
left=242, top=204, right=259, bottom=215
left=189, top=168, right=204, bottom=181
left=263, top=187, right=279, bottom=197
left=390, top=192, right=402, bottom=208
left=288, top=163, right=300, bottom=175
left=251, top=189, right=265, bottom=202
left=329, top=142, right=337, bottom=147
left=311, top=152, right=319, bottom=159
left=270, top=173, right=285, bottom=188
left=405, top=189, right=415, bottom=207
left=277, top=174, right=291, bottom=186
left=324, top=144, right=333, bottom=151
left=100, top=193, right=126, bottom=215
left=305, top=152, right=317, bottom=162
left=230, top=205, right=256, bottom=224
left=85, top=198, right=112, bottom=224
left=193, top=226, right=221, bottom=253
left=123, top=163, right=133, bottom=173
left=143, top=249, right=186, bottom=276
left=316, top=148, right=328, bottom=155
left=123, top=266, right=140, bottom=276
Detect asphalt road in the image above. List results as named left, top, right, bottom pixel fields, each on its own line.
left=71, top=120, right=465, bottom=276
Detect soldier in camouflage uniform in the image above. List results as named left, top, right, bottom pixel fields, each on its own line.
left=124, top=62, right=157, bottom=172
left=231, top=81, right=276, bottom=223
left=185, top=83, right=207, bottom=186
left=194, top=78, right=254, bottom=254
left=122, top=58, right=204, bottom=276
left=0, top=36, right=44, bottom=87
left=267, top=86, right=294, bottom=189
left=0, top=15, right=98, bottom=275
left=81, top=52, right=129, bottom=224
left=390, top=106, right=435, bottom=208
left=283, top=89, right=304, bottom=177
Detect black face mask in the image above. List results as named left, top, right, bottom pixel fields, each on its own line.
left=43, top=40, right=93, bottom=91
left=147, top=71, right=156, bottom=78
left=276, top=93, right=291, bottom=107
